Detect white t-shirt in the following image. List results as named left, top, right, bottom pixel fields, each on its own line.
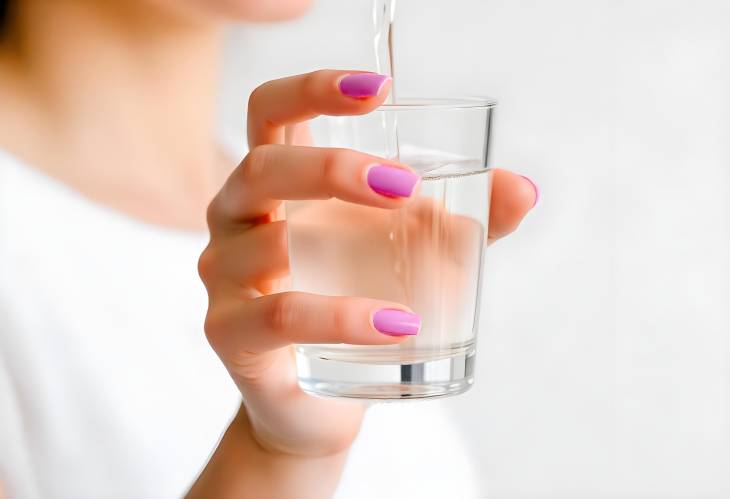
left=0, top=150, right=479, bottom=498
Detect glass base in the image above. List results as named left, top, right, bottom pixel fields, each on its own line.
left=296, top=346, right=476, bottom=400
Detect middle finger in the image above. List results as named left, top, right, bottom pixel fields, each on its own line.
left=209, top=144, right=420, bottom=229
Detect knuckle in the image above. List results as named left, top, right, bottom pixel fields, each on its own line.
left=204, top=197, right=218, bottom=229
left=266, top=292, right=299, bottom=335
left=321, top=149, right=337, bottom=182
left=241, top=145, right=272, bottom=184
left=321, top=148, right=349, bottom=191
left=302, top=70, right=324, bottom=98
left=247, top=83, right=267, bottom=113
left=203, top=308, right=226, bottom=348
left=197, top=245, right=217, bottom=283
left=330, top=297, right=351, bottom=342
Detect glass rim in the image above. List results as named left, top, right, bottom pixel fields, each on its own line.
left=377, top=96, right=497, bottom=110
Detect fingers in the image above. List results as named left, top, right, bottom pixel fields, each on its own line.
left=248, top=69, right=392, bottom=147
left=209, top=144, right=419, bottom=228
left=202, top=164, right=538, bottom=285
left=198, top=221, right=290, bottom=288
left=487, top=168, right=539, bottom=243
left=205, top=292, right=419, bottom=356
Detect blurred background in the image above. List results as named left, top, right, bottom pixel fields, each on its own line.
left=218, top=0, right=730, bottom=497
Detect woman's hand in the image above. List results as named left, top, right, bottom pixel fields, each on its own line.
left=191, top=70, right=538, bottom=498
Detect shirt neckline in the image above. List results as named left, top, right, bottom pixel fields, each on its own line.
left=0, top=147, right=214, bottom=244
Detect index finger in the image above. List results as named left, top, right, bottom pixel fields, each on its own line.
left=248, top=69, right=392, bottom=147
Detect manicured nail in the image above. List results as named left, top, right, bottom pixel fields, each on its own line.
left=373, top=309, right=421, bottom=336
left=520, top=174, right=540, bottom=207
left=367, top=165, right=419, bottom=198
left=339, top=73, right=391, bottom=99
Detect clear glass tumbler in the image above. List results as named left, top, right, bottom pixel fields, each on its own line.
left=288, top=98, right=496, bottom=400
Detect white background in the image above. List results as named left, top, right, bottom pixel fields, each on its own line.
left=217, top=1, right=730, bottom=497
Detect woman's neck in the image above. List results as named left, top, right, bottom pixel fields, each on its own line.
left=0, top=0, right=230, bottom=230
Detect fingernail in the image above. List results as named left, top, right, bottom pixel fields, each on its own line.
left=339, top=73, right=391, bottom=99
left=373, top=309, right=421, bottom=336
left=367, top=165, right=419, bottom=198
left=520, top=174, right=540, bottom=207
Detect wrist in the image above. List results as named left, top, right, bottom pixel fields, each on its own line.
left=187, top=404, right=352, bottom=499
left=239, top=403, right=356, bottom=460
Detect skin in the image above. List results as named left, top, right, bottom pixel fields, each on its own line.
left=201, top=74, right=537, bottom=498
left=0, top=1, right=537, bottom=497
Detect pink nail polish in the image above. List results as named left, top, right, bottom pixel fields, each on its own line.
left=520, top=174, right=540, bottom=207
left=367, top=165, right=419, bottom=198
left=373, top=309, right=421, bottom=336
left=339, top=73, right=391, bottom=99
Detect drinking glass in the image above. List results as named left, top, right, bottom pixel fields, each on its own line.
left=287, top=98, right=496, bottom=399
